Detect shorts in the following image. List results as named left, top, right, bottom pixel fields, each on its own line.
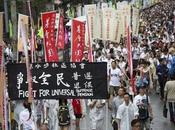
left=75, top=114, right=82, bottom=119
left=109, top=86, right=119, bottom=96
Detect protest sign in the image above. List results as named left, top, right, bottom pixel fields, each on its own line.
left=7, top=62, right=108, bottom=100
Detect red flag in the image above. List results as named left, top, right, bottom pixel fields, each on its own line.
left=56, top=15, right=65, bottom=49
left=71, top=20, right=85, bottom=62
left=127, top=26, right=135, bottom=93
left=41, top=11, right=59, bottom=62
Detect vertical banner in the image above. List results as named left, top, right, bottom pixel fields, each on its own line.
left=17, top=14, right=29, bottom=52
left=95, top=9, right=103, bottom=39
left=84, top=4, right=96, bottom=40
left=41, top=11, right=59, bottom=62
left=127, top=27, right=135, bottom=93
left=71, top=20, right=85, bottom=62
left=113, top=10, right=121, bottom=43
left=21, top=23, right=33, bottom=102
left=56, top=15, right=65, bottom=49
left=132, top=7, right=140, bottom=36
left=102, top=8, right=115, bottom=41
left=0, top=13, right=3, bottom=42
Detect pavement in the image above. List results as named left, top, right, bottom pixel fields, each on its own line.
left=150, top=94, right=175, bottom=130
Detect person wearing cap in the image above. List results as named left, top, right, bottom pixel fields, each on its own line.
left=133, top=86, right=153, bottom=130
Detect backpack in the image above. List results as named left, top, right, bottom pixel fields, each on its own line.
left=58, top=105, right=70, bottom=126
left=138, top=97, right=149, bottom=120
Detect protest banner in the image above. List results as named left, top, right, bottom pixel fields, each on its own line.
left=71, top=20, right=85, bottom=62
left=41, top=11, right=59, bottom=62
left=7, top=62, right=108, bottom=100
left=102, top=8, right=115, bottom=41
left=132, top=7, right=140, bottom=36
left=0, top=13, right=3, bottom=42
left=95, top=9, right=103, bottom=39
left=56, top=15, right=65, bottom=49
left=112, top=10, right=120, bottom=43
left=17, top=14, right=29, bottom=52
left=84, top=4, right=96, bottom=40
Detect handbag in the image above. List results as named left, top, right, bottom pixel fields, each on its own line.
left=163, top=102, right=168, bottom=118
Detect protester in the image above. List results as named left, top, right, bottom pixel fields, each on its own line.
left=131, top=119, right=141, bottom=130
left=111, top=87, right=125, bottom=130
left=88, top=99, right=106, bottom=130
left=164, top=73, right=175, bottom=123
left=117, top=93, right=139, bottom=130
left=156, top=58, right=169, bottom=100
left=71, top=99, right=86, bottom=130
left=19, top=100, right=36, bottom=130
left=58, top=99, right=76, bottom=130
left=109, top=60, right=123, bottom=97
left=133, top=86, right=153, bottom=130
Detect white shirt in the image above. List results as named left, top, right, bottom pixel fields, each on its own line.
left=110, top=67, right=122, bottom=86
left=133, top=94, right=151, bottom=106
left=117, top=102, right=139, bottom=130
left=19, top=109, right=36, bottom=130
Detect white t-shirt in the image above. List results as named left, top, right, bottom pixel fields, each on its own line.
left=19, top=109, right=36, bottom=130
left=133, top=94, right=151, bottom=107
left=110, top=67, right=122, bottom=86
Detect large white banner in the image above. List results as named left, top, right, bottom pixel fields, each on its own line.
left=112, top=10, right=121, bottom=43
left=132, top=7, right=140, bottom=36
left=84, top=4, right=97, bottom=40
left=17, top=14, right=29, bottom=52
left=95, top=9, right=103, bottom=39
left=102, top=8, right=115, bottom=41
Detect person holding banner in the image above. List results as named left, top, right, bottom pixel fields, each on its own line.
left=19, top=100, right=36, bottom=130
left=88, top=99, right=106, bottom=130
left=57, top=99, right=76, bottom=130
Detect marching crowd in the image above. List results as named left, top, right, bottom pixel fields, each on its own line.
left=2, top=0, right=175, bottom=130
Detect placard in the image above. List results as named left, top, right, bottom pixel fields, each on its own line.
left=7, top=62, right=108, bottom=100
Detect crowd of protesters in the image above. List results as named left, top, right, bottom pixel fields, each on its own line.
left=2, top=0, right=175, bottom=130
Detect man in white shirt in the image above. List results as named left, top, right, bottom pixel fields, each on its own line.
left=133, top=87, right=153, bottom=130
left=88, top=100, right=106, bottom=130
left=117, top=93, right=139, bottom=130
left=109, top=60, right=123, bottom=97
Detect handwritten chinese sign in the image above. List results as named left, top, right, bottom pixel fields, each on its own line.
left=7, top=62, right=108, bottom=100
left=41, top=11, right=59, bottom=62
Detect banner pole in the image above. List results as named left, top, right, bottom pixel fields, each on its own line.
left=105, top=102, right=108, bottom=130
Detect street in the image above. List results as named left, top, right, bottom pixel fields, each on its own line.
left=76, top=93, right=175, bottom=130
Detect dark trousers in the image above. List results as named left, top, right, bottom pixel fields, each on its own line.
left=112, top=121, right=118, bottom=130
left=169, top=102, right=175, bottom=121
left=158, top=78, right=166, bottom=99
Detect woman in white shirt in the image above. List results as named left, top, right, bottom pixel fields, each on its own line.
left=19, top=100, right=36, bottom=130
